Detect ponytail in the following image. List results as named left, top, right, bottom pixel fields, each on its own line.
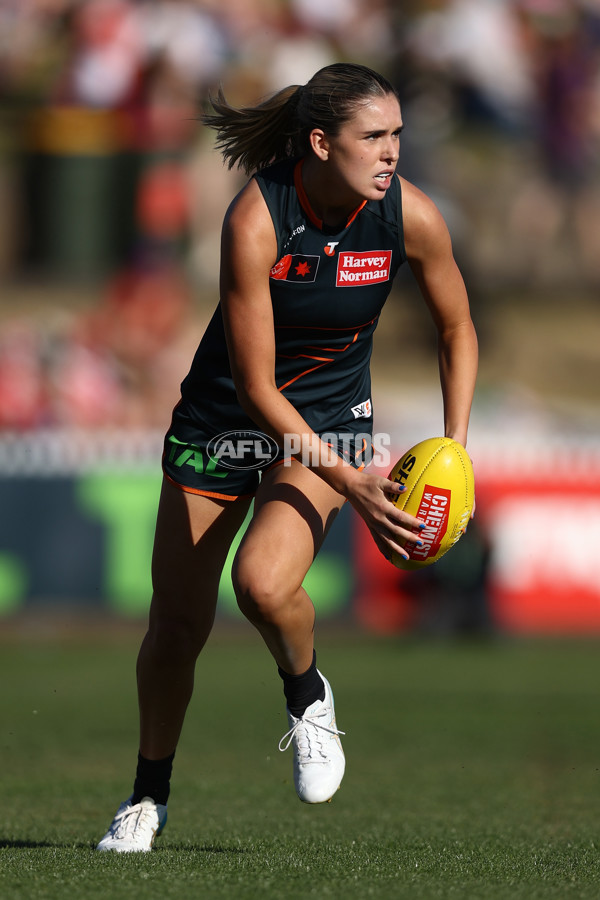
left=202, top=85, right=304, bottom=175
left=202, top=63, right=399, bottom=176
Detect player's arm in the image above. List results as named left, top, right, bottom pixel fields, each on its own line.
left=400, top=177, right=478, bottom=449
left=219, top=179, right=422, bottom=560
left=219, top=178, right=339, bottom=472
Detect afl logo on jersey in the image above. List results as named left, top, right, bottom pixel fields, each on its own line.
left=270, top=254, right=320, bottom=282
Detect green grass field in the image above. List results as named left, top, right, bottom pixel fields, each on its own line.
left=1, top=626, right=600, bottom=900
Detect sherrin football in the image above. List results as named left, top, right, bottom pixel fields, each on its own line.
left=387, top=437, right=475, bottom=571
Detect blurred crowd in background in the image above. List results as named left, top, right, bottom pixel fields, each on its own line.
left=0, top=0, right=599, bottom=432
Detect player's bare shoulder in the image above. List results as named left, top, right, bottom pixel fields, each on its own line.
left=397, top=175, right=452, bottom=262
left=222, top=178, right=277, bottom=265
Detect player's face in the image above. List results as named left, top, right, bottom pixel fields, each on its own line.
left=325, top=93, right=402, bottom=203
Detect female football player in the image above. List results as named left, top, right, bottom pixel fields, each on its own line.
left=97, top=62, right=478, bottom=851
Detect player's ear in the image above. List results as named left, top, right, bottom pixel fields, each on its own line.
left=309, top=128, right=329, bottom=161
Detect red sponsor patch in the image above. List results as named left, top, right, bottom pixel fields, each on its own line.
left=270, top=255, right=292, bottom=280
left=270, top=254, right=319, bottom=282
left=336, top=251, right=392, bottom=287
left=408, top=485, right=451, bottom=562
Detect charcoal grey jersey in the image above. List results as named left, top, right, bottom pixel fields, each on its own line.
left=164, top=158, right=408, bottom=497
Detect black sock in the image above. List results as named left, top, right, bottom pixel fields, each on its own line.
left=278, top=651, right=325, bottom=717
left=132, top=751, right=175, bottom=806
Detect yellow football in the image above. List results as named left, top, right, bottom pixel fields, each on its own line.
left=387, top=437, right=475, bottom=570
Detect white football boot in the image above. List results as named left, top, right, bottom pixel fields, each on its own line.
left=278, top=670, right=345, bottom=803
left=96, top=796, right=167, bottom=852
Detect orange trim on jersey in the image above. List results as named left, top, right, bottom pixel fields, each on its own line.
left=275, top=314, right=378, bottom=334
left=304, top=331, right=360, bottom=353
left=355, top=437, right=368, bottom=461
left=277, top=352, right=335, bottom=363
left=275, top=315, right=377, bottom=391
left=264, top=457, right=291, bottom=472
left=345, top=201, right=368, bottom=227
left=162, top=470, right=254, bottom=502
left=278, top=361, right=329, bottom=391
left=294, top=159, right=367, bottom=230
left=323, top=439, right=369, bottom=473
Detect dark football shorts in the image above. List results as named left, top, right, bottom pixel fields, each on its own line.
left=162, top=412, right=374, bottom=500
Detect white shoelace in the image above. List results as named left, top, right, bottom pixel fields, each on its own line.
left=278, top=707, right=345, bottom=763
left=112, top=802, right=157, bottom=841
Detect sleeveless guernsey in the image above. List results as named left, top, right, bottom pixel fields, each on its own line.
left=176, top=157, right=407, bottom=440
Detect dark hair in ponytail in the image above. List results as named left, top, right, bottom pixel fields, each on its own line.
left=202, top=63, right=399, bottom=175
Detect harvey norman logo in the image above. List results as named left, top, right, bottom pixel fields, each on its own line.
left=336, top=250, right=392, bottom=286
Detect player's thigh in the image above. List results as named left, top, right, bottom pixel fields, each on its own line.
left=152, top=476, right=252, bottom=609
left=234, top=461, right=346, bottom=596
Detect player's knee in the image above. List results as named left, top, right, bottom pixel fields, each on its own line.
left=146, top=604, right=212, bottom=662
left=232, top=554, right=289, bottom=624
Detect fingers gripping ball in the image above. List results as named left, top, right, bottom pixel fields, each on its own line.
left=387, top=437, right=475, bottom=570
